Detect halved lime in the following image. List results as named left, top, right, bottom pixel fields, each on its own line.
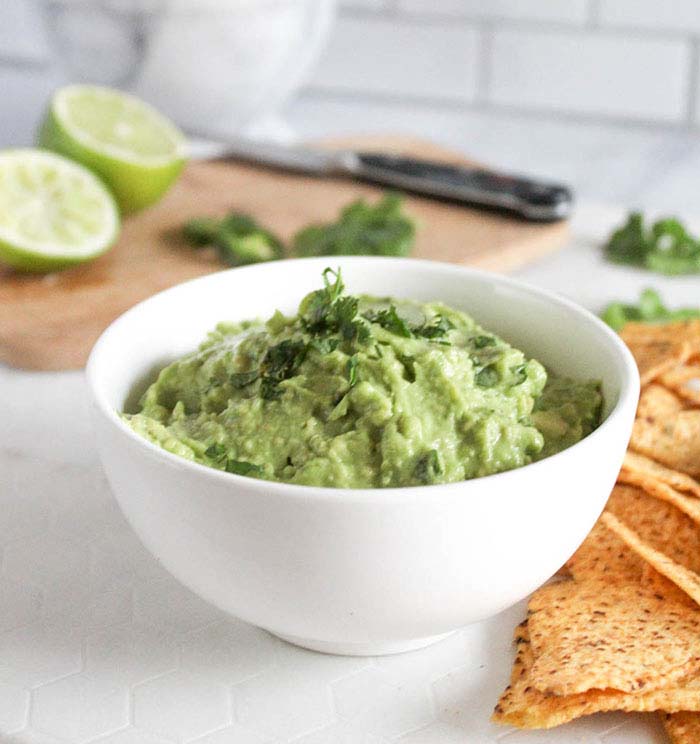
left=0, top=149, right=120, bottom=272
left=38, top=85, right=188, bottom=215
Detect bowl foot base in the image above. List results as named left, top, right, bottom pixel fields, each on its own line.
left=270, top=629, right=456, bottom=656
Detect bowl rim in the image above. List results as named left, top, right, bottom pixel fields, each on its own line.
left=86, top=256, right=640, bottom=501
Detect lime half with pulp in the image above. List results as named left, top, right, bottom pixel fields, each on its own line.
left=0, top=149, right=120, bottom=272
left=39, top=85, right=187, bottom=214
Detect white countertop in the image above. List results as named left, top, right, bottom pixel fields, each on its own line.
left=3, top=199, right=698, bottom=744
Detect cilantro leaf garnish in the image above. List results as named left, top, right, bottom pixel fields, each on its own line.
left=413, top=315, right=455, bottom=340
left=363, top=305, right=412, bottom=338
left=300, top=268, right=370, bottom=344
left=347, top=354, right=359, bottom=387
left=364, top=306, right=454, bottom=344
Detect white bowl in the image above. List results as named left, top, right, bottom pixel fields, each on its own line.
left=86, top=257, right=639, bottom=656
left=41, top=0, right=336, bottom=138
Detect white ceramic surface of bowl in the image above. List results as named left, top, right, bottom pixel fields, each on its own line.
left=86, top=258, right=639, bottom=656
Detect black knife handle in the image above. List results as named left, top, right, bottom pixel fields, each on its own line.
left=353, top=153, right=573, bottom=222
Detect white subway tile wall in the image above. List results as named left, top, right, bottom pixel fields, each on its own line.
left=310, top=16, right=479, bottom=100
left=599, top=0, right=700, bottom=34
left=489, top=29, right=690, bottom=121
left=2, top=0, right=700, bottom=144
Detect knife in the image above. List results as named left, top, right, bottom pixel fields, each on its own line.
left=215, top=138, right=574, bottom=222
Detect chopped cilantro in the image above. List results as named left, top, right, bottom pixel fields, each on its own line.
left=300, top=268, right=370, bottom=344
left=260, top=339, right=307, bottom=400
left=183, top=216, right=220, bottom=246
left=182, top=210, right=283, bottom=266
left=230, top=369, right=259, bottom=388
left=309, top=337, right=340, bottom=354
left=364, top=306, right=454, bottom=343
left=414, top=449, right=442, bottom=484
left=604, top=212, right=700, bottom=275
left=475, top=365, right=499, bottom=388
left=347, top=354, right=359, bottom=387
left=225, top=459, right=263, bottom=476
left=364, top=305, right=412, bottom=338
left=413, top=315, right=454, bottom=340
left=204, top=443, right=227, bottom=460
left=472, top=335, right=496, bottom=349
left=293, top=193, right=416, bottom=258
left=601, top=288, right=700, bottom=331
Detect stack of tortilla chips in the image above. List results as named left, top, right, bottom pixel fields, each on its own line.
left=493, top=320, right=700, bottom=743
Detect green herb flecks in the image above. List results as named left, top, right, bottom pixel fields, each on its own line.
left=604, top=212, right=700, bottom=275
left=364, top=305, right=412, bottom=338
left=204, top=443, right=227, bottom=461
left=601, top=288, right=700, bottom=332
left=260, top=339, right=308, bottom=400
left=205, top=443, right=263, bottom=478
left=230, top=369, right=259, bottom=388
left=363, top=305, right=454, bottom=344
left=476, top=365, right=500, bottom=388
left=225, top=459, right=264, bottom=476
left=347, top=354, right=359, bottom=387
left=414, top=449, right=443, bottom=484
left=293, top=193, right=416, bottom=258
left=472, top=335, right=496, bottom=349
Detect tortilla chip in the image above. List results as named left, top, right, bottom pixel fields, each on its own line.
left=601, top=512, right=700, bottom=607
left=660, top=364, right=700, bottom=406
left=617, top=470, right=700, bottom=526
left=527, top=578, right=700, bottom=696
left=631, top=412, right=700, bottom=478
left=605, top=485, right=700, bottom=574
left=622, top=320, right=700, bottom=349
left=620, top=326, right=692, bottom=385
left=621, top=451, right=700, bottom=499
left=664, top=712, right=700, bottom=743
left=636, top=383, right=686, bottom=422
left=493, top=624, right=700, bottom=730
left=565, top=521, right=645, bottom=584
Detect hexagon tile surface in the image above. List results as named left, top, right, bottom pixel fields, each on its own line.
left=0, top=443, right=669, bottom=744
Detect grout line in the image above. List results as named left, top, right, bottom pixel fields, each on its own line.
left=299, top=86, right=695, bottom=133
left=365, top=9, right=695, bottom=41
left=686, top=38, right=700, bottom=126
left=0, top=53, right=50, bottom=70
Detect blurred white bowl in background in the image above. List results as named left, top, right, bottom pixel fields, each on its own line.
left=41, top=0, right=336, bottom=139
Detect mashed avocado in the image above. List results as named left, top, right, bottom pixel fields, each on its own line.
left=124, top=269, right=602, bottom=488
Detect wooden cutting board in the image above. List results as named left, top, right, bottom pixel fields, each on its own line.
left=0, top=135, right=568, bottom=371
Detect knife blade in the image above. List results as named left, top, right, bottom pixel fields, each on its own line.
left=215, top=139, right=573, bottom=222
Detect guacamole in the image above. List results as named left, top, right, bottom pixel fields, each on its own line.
left=124, top=269, right=602, bottom=488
